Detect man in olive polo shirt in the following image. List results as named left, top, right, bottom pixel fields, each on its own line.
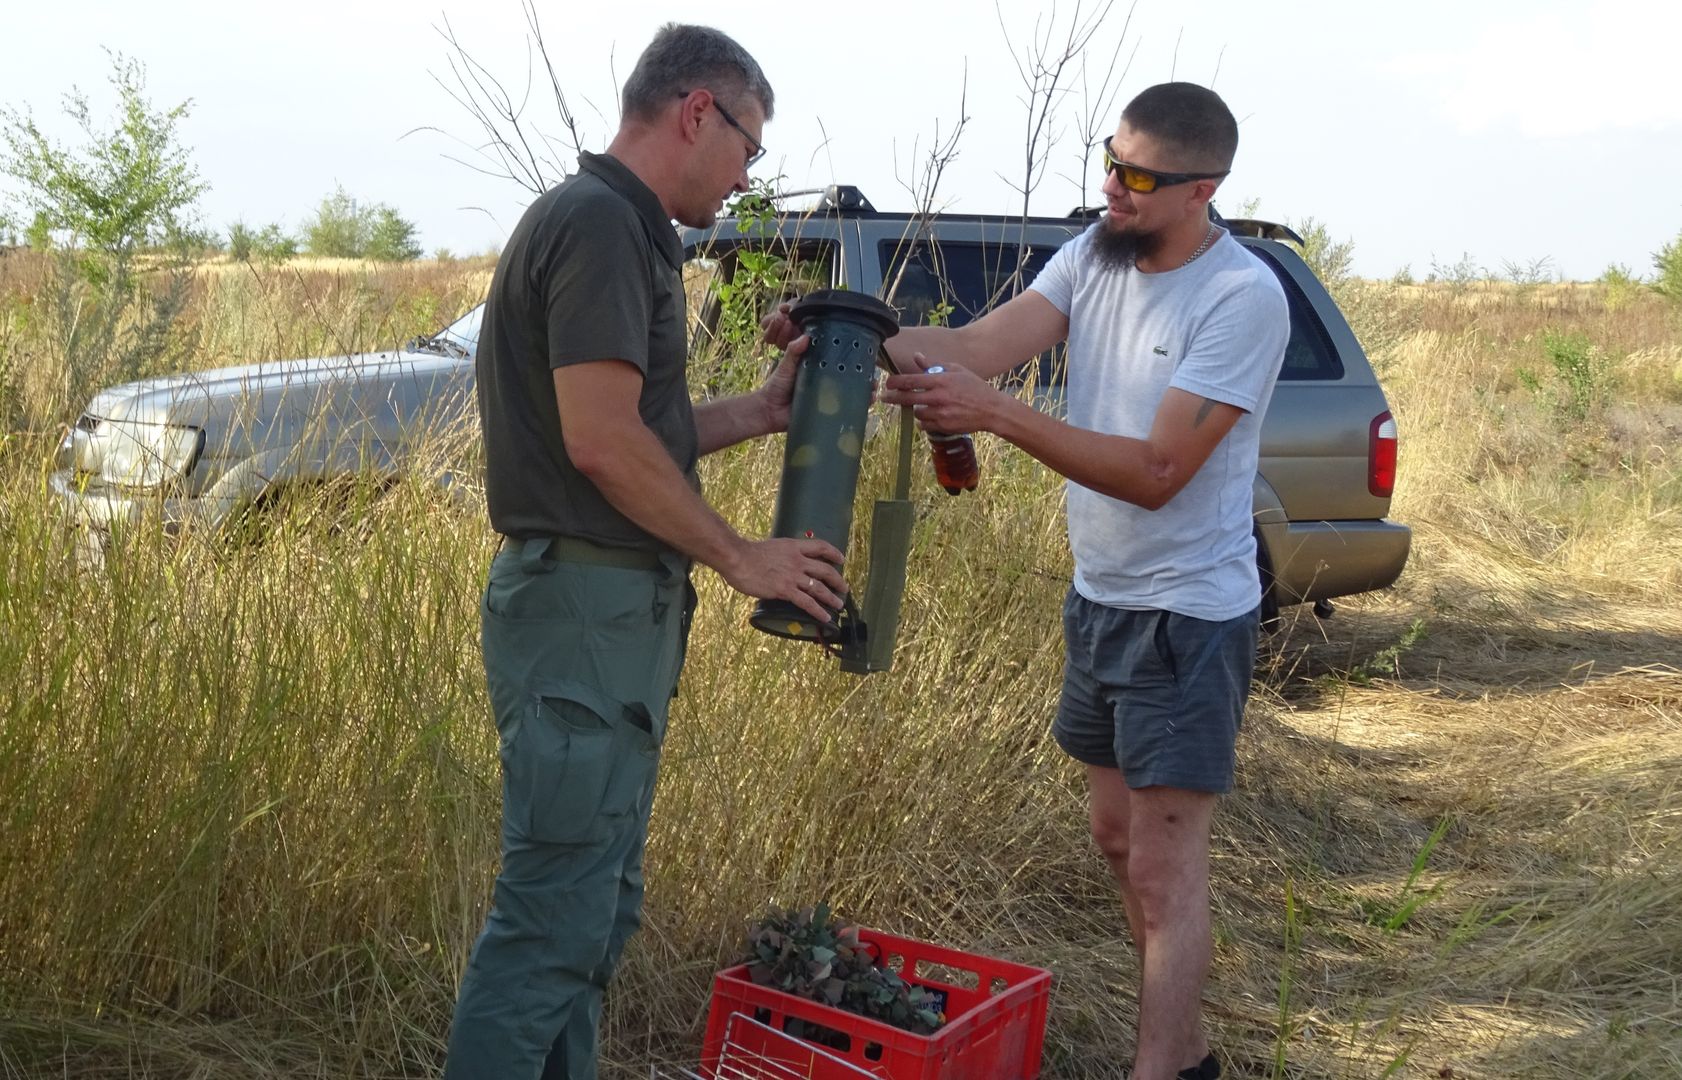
left=443, top=24, right=849, bottom=1080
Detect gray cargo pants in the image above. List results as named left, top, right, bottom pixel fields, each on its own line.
left=443, top=536, right=693, bottom=1080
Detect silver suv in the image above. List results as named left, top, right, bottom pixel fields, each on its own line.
left=682, top=186, right=1410, bottom=622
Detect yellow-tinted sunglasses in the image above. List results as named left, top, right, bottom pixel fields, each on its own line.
left=1100, top=137, right=1228, bottom=194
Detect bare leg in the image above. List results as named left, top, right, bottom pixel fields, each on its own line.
left=1125, top=784, right=1217, bottom=1080
left=1086, top=765, right=1148, bottom=967
left=1089, top=768, right=1218, bottom=1078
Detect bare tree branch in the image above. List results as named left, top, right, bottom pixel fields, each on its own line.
left=995, top=0, right=1125, bottom=222
left=417, top=8, right=609, bottom=196
left=524, top=0, right=584, bottom=159
left=883, top=66, right=971, bottom=311
left=1066, top=1, right=1137, bottom=211
left=810, top=118, right=837, bottom=180
left=989, top=0, right=1132, bottom=301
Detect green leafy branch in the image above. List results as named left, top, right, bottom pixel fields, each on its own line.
left=744, top=903, right=946, bottom=1036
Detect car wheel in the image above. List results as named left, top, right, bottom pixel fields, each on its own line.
left=218, top=476, right=366, bottom=546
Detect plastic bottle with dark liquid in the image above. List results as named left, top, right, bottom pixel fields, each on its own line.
left=922, top=366, right=980, bottom=495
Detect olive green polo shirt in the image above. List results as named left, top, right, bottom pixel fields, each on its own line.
left=477, top=151, right=696, bottom=550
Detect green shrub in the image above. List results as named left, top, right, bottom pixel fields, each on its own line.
left=365, top=207, right=422, bottom=262
left=1428, top=252, right=1483, bottom=291
left=1599, top=263, right=1640, bottom=312
left=227, top=220, right=256, bottom=261
left=24, top=210, right=51, bottom=252
left=1502, top=256, right=1554, bottom=291
left=303, top=186, right=369, bottom=258
left=0, top=52, right=207, bottom=289
left=1517, top=329, right=1609, bottom=423
left=1653, top=226, right=1682, bottom=304
left=228, top=221, right=298, bottom=265
left=255, top=224, right=298, bottom=264
left=1290, top=216, right=1355, bottom=290
left=304, top=187, right=421, bottom=261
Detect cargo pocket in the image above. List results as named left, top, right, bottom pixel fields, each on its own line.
left=608, top=700, right=662, bottom=817
left=503, top=679, right=659, bottom=845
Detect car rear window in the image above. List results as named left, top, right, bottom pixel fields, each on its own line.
left=1245, top=245, right=1345, bottom=382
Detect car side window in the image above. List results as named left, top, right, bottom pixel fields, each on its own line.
left=879, top=238, right=1063, bottom=386
left=684, top=241, right=836, bottom=390
left=1246, top=246, right=1345, bottom=382
left=878, top=240, right=1054, bottom=328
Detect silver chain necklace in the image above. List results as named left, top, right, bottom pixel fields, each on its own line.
left=1180, top=222, right=1218, bottom=268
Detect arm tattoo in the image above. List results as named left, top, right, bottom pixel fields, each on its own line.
left=1192, top=397, right=1219, bottom=429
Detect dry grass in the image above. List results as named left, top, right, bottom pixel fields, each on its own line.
left=0, top=264, right=1678, bottom=1078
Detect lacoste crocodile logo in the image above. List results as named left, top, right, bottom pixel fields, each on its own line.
left=1153, top=346, right=1169, bottom=356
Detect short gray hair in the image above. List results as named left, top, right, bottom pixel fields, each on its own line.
left=621, top=24, right=774, bottom=123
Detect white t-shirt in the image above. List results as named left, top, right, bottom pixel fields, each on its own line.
left=1029, top=223, right=1289, bottom=621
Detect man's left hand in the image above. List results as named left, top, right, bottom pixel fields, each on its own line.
left=880, top=352, right=1011, bottom=435
left=755, top=332, right=809, bottom=434
left=760, top=301, right=803, bottom=352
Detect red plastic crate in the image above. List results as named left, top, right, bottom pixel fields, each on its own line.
left=700, top=928, right=1051, bottom=1080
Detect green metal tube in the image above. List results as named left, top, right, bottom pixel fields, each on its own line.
left=751, top=291, right=898, bottom=644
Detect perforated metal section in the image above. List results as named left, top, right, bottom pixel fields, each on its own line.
left=801, top=318, right=881, bottom=381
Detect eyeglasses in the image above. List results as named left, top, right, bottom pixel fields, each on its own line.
left=1100, top=137, right=1227, bottom=194
left=678, top=90, right=766, bottom=169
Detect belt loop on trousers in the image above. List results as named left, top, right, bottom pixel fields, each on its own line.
left=518, top=536, right=556, bottom=574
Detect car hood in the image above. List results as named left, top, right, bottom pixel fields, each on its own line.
left=84, top=348, right=471, bottom=427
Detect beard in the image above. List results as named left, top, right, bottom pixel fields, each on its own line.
left=1091, top=213, right=1165, bottom=272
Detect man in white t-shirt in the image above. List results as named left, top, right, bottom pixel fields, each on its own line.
left=852, top=83, right=1285, bottom=1080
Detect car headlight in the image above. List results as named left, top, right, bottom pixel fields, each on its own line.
left=58, top=414, right=102, bottom=474
left=100, top=420, right=206, bottom=490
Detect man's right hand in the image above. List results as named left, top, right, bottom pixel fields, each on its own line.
left=722, top=536, right=849, bottom=623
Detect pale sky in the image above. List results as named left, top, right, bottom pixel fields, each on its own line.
left=4, top=0, right=1678, bottom=281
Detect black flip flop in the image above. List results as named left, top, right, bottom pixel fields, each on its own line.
left=1177, top=1053, right=1221, bottom=1080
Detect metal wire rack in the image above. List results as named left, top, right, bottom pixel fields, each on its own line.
left=651, top=1012, right=876, bottom=1080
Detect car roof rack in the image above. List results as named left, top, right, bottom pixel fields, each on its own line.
left=768, top=185, right=878, bottom=215
left=724, top=186, right=1096, bottom=228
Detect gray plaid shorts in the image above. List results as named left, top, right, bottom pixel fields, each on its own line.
left=1052, top=587, right=1258, bottom=793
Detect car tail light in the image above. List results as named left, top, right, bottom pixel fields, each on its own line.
left=1369, top=411, right=1397, bottom=498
